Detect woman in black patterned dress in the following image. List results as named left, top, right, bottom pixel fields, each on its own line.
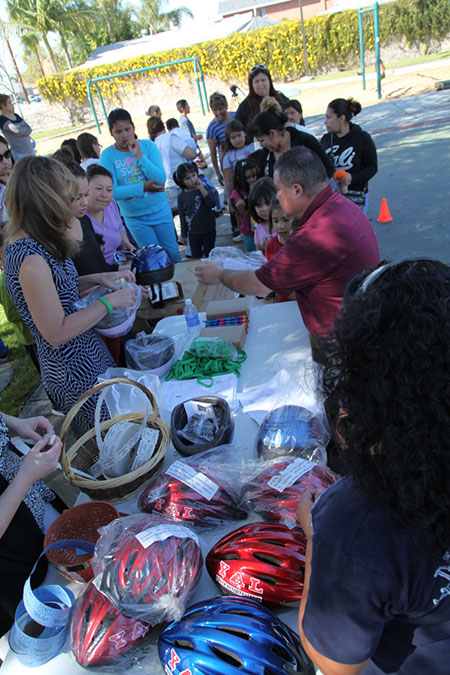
left=3, top=156, right=137, bottom=436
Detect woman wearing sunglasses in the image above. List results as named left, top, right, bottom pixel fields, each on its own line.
left=234, top=65, right=289, bottom=130
left=0, top=94, right=35, bottom=160
left=296, top=258, right=450, bottom=675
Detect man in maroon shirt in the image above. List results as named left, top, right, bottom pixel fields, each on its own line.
left=195, top=147, right=380, bottom=336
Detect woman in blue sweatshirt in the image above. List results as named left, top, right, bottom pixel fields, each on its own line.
left=100, top=108, right=181, bottom=262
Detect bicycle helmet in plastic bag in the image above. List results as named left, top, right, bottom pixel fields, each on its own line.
left=243, top=459, right=339, bottom=526
left=206, top=521, right=307, bottom=604
left=257, top=405, right=328, bottom=462
left=97, top=517, right=203, bottom=620
left=170, top=396, right=235, bottom=456
left=138, top=464, right=246, bottom=527
left=74, top=282, right=141, bottom=337
left=158, top=595, right=315, bottom=675
left=125, top=332, right=176, bottom=375
left=131, top=244, right=174, bottom=286
left=71, top=582, right=151, bottom=668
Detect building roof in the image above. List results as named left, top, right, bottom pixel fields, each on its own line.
left=218, top=0, right=293, bottom=16
left=77, top=13, right=253, bottom=71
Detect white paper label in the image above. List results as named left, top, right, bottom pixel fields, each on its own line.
left=267, top=458, right=313, bottom=492
left=129, top=427, right=159, bottom=472
left=166, top=460, right=219, bottom=501
left=135, top=524, right=199, bottom=549
left=100, top=421, right=142, bottom=477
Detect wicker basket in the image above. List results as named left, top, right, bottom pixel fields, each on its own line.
left=43, top=501, right=120, bottom=583
left=60, top=377, right=170, bottom=503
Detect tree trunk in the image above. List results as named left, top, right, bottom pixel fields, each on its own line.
left=106, top=17, right=114, bottom=42
left=34, top=47, right=45, bottom=78
left=42, top=32, right=58, bottom=73
left=59, top=32, right=73, bottom=70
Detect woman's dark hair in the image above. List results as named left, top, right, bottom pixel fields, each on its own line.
left=173, top=161, right=198, bottom=189
left=108, top=108, right=134, bottom=133
left=232, top=158, right=259, bottom=194
left=319, top=258, right=450, bottom=557
left=282, top=99, right=305, bottom=126
left=248, top=107, right=288, bottom=137
left=147, top=117, right=165, bottom=141
left=247, top=66, right=285, bottom=121
left=86, top=164, right=113, bottom=182
left=52, top=149, right=86, bottom=180
left=222, top=119, right=248, bottom=155
left=248, top=176, right=276, bottom=222
left=166, top=118, right=179, bottom=131
left=77, top=132, right=99, bottom=160
left=61, top=138, right=81, bottom=164
left=328, top=97, right=362, bottom=122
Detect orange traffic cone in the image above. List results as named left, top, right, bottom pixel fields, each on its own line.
left=377, top=197, right=393, bottom=223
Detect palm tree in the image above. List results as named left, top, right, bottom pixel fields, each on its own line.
left=138, top=0, right=193, bottom=35
left=7, top=0, right=94, bottom=72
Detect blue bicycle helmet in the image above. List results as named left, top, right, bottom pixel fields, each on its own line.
left=257, top=405, right=328, bottom=461
left=158, top=596, right=314, bottom=675
left=132, top=244, right=174, bottom=286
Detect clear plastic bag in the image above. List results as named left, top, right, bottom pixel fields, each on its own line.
left=75, top=281, right=142, bottom=337
left=125, top=332, right=176, bottom=376
left=208, top=246, right=266, bottom=270
left=138, top=445, right=247, bottom=528
left=70, top=580, right=162, bottom=671
left=189, top=337, right=237, bottom=361
left=178, top=400, right=218, bottom=444
left=242, top=456, right=340, bottom=529
left=91, top=514, right=203, bottom=623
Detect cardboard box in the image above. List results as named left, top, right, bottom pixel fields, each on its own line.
left=192, top=283, right=237, bottom=312
left=205, top=298, right=249, bottom=321
left=134, top=281, right=185, bottom=332
left=200, top=325, right=247, bottom=350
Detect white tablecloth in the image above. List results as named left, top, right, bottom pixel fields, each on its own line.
left=1, top=301, right=314, bottom=674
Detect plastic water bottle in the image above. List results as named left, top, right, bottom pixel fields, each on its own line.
left=184, top=298, right=201, bottom=336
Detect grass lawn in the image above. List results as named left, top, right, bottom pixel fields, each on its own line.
left=32, top=121, right=100, bottom=141
left=0, top=304, right=41, bottom=416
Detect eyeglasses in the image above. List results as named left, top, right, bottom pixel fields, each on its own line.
left=0, top=149, right=11, bottom=162
left=250, top=64, right=269, bottom=73
left=359, top=258, right=435, bottom=293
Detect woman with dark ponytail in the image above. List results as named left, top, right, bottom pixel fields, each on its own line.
left=248, top=107, right=333, bottom=179
left=321, top=97, right=378, bottom=212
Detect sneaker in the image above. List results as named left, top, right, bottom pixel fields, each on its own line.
left=233, top=234, right=243, bottom=242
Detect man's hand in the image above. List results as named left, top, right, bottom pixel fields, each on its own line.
left=194, top=261, right=223, bottom=286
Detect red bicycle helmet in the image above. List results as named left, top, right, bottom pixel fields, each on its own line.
left=71, top=582, right=151, bottom=668
left=206, top=521, right=307, bottom=605
left=97, top=518, right=203, bottom=620
left=138, top=468, right=246, bottom=527
left=243, top=459, right=339, bottom=524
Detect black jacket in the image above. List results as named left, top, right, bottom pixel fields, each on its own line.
left=248, top=126, right=334, bottom=179
left=320, top=123, right=378, bottom=192
left=178, top=185, right=217, bottom=238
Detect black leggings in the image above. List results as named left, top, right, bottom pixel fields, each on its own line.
left=189, top=229, right=216, bottom=259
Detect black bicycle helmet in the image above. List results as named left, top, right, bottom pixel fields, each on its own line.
left=125, top=333, right=176, bottom=373
left=257, top=405, right=327, bottom=460
left=170, top=396, right=234, bottom=456
left=158, top=595, right=315, bottom=674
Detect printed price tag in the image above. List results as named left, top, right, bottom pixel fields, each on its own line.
left=135, top=524, right=199, bottom=549
left=130, top=427, right=159, bottom=472
left=166, top=461, right=219, bottom=501
left=267, top=458, right=313, bottom=492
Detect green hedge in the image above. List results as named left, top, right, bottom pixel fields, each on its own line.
left=37, top=0, right=450, bottom=107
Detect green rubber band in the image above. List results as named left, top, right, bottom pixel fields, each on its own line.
left=99, top=297, right=113, bottom=315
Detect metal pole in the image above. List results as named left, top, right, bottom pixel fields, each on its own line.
left=358, top=9, right=366, bottom=90
left=87, top=80, right=101, bottom=133
left=298, top=1, right=310, bottom=77
left=193, top=58, right=205, bottom=116
left=374, top=2, right=381, bottom=99
left=198, top=60, right=209, bottom=113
